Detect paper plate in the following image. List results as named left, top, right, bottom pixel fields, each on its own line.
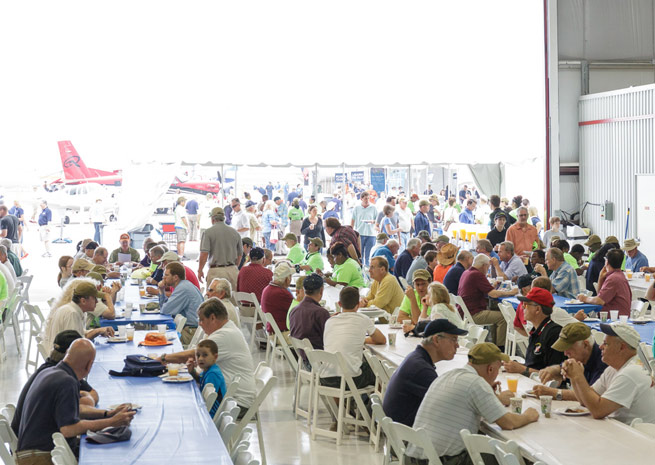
left=555, top=407, right=590, bottom=416
left=107, top=337, right=128, bottom=343
left=584, top=317, right=600, bottom=322
left=108, top=403, right=142, bottom=410
left=162, top=375, right=193, bottom=383
left=565, top=300, right=583, bottom=305
left=141, top=309, right=161, bottom=314
left=139, top=340, right=173, bottom=347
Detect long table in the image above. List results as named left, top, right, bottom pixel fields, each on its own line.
left=100, top=280, right=174, bottom=329
left=80, top=331, right=231, bottom=465
left=584, top=320, right=655, bottom=345
left=501, top=294, right=602, bottom=314
left=367, top=325, right=655, bottom=465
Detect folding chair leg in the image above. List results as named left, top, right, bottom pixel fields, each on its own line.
left=256, top=416, right=267, bottom=465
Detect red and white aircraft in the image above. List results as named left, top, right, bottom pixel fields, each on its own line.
left=53, top=141, right=221, bottom=194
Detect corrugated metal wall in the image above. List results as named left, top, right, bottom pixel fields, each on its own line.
left=579, top=84, right=655, bottom=241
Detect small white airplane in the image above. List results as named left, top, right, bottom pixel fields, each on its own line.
left=45, top=182, right=118, bottom=225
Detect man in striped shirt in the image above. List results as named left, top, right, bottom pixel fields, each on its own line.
left=406, top=343, right=539, bottom=465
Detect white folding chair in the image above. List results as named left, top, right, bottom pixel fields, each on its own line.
left=0, top=429, right=14, bottom=465
left=498, top=301, right=528, bottom=357
left=0, top=416, right=17, bottom=456
left=399, top=277, right=409, bottom=290
left=51, top=432, right=77, bottom=464
left=186, top=326, right=205, bottom=349
left=461, top=429, right=526, bottom=465
left=363, top=352, right=388, bottom=451
left=380, top=360, right=397, bottom=381
left=492, top=443, right=522, bottom=465
left=308, top=350, right=374, bottom=445
left=370, top=394, right=397, bottom=465
left=0, top=404, right=15, bottom=424
left=221, top=376, right=242, bottom=406
left=382, top=417, right=443, bottom=465
left=217, top=412, right=238, bottom=445
left=630, top=418, right=655, bottom=438
left=3, top=288, right=23, bottom=356
left=637, top=343, right=655, bottom=375
left=453, top=295, right=476, bottom=326
left=233, top=362, right=277, bottom=465
left=289, top=337, right=314, bottom=423
left=631, top=300, right=647, bottom=319
left=233, top=449, right=260, bottom=465
left=213, top=397, right=240, bottom=425
left=174, top=314, right=187, bottom=333
left=460, top=325, right=488, bottom=349
left=23, top=303, right=46, bottom=373
left=263, top=313, right=297, bottom=374
left=202, top=382, right=218, bottom=413
left=235, top=292, right=266, bottom=350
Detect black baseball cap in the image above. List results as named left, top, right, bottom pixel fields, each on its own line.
left=86, top=426, right=132, bottom=444
left=517, top=274, right=533, bottom=289
left=53, top=330, right=83, bottom=353
left=250, top=247, right=265, bottom=260
left=422, top=319, right=468, bottom=337
left=242, top=237, right=253, bottom=247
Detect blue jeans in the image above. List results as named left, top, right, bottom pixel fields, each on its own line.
left=93, top=222, right=102, bottom=244
left=263, top=232, right=275, bottom=251
left=361, top=235, right=375, bottom=266
left=399, top=232, right=410, bottom=252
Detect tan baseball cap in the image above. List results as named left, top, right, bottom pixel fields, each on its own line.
left=73, top=281, right=104, bottom=298
left=552, top=322, right=591, bottom=352
left=468, top=343, right=510, bottom=364
left=72, top=259, right=94, bottom=273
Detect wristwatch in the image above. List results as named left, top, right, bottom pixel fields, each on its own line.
left=161, top=353, right=166, bottom=363
left=556, top=389, right=563, bottom=401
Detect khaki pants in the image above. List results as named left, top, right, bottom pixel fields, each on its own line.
left=206, top=265, right=239, bottom=295
left=180, top=326, right=197, bottom=346
left=472, top=310, right=506, bottom=347
left=16, top=451, right=53, bottom=465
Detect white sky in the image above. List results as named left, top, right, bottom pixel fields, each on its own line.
left=0, top=0, right=545, bottom=178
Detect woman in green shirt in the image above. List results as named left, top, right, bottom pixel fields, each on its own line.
left=319, top=243, right=365, bottom=288
left=299, top=238, right=325, bottom=274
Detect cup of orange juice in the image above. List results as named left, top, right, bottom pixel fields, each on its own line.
left=507, top=376, right=518, bottom=393
left=139, top=288, right=146, bottom=297
left=646, top=274, right=652, bottom=282
left=626, top=269, right=633, bottom=279
left=168, top=364, right=180, bottom=377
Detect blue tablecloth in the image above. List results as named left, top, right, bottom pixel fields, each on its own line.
left=80, top=333, right=230, bottom=465
left=100, top=280, right=174, bottom=329
left=501, top=294, right=602, bottom=314
left=93, top=331, right=183, bottom=363
left=584, top=320, right=655, bottom=345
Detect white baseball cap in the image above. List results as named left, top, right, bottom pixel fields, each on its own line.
left=274, top=262, right=295, bottom=282
left=599, top=322, right=641, bottom=349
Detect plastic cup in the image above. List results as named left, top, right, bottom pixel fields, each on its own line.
left=540, top=395, right=552, bottom=418
left=126, top=302, right=133, bottom=311
left=126, top=326, right=135, bottom=341
left=507, top=376, right=518, bottom=393
left=600, top=311, right=608, bottom=322
left=124, top=308, right=133, bottom=320
left=139, top=289, right=146, bottom=297
left=157, top=324, right=167, bottom=334
left=388, top=332, right=397, bottom=346
left=610, top=310, right=619, bottom=321
left=510, top=397, right=523, bottom=414
left=646, top=274, right=652, bottom=282
left=619, top=315, right=629, bottom=323
left=402, top=320, right=412, bottom=326
left=118, top=326, right=126, bottom=338
left=168, top=364, right=179, bottom=377
left=626, top=270, right=633, bottom=279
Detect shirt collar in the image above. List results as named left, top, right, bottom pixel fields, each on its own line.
left=415, top=345, right=435, bottom=367
left=529, top=316, right=552, bottom=336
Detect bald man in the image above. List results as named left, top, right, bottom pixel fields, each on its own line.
left=15, top=339, right=135, bottom=464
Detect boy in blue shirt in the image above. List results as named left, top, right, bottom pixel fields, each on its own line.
left=187, top=339, right=227, bottom=418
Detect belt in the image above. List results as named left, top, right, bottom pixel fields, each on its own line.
left=209, top=264, right=235, bottom=268
left=16, top=450, right=51, bottom=459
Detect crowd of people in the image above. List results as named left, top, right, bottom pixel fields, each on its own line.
left=4, top=180, right=655, bottom=465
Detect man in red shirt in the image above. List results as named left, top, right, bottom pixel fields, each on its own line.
left=157, top=251, right=201, bottom=290
left=512, top=274, right=534, bottom=336
left=505, top=206, right=540, bottom=258
left=236, top=247, right=273, bottom=304
left=577, top=249, right=632, bottom=316
left=261, top=262, right=294, bottom=333
left=458, top=254, right=518, bottom=348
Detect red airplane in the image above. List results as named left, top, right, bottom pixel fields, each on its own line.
left=54, top=141, right=221, bottom=194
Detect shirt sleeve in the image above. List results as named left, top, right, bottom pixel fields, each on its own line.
left=597, top=369, right=640, bottom=408
left=469, top=378, right=507, bottom=423
left=597, top=276, right=618, bottom=305
left=160, top=287, right=187, bottom=316
left=54, top=381, right=80, bottom=429
left=399, top=296, right=412, bottom=316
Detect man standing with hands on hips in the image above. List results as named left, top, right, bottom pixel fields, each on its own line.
left=198, top=207, right=243, bottom=293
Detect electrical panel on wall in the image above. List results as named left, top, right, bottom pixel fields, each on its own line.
left=601, top=201, right=614, bottom=221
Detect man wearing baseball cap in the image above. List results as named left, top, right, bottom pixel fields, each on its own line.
left=414, top=199, right=431, bottom=239
left=406, top=342, right=539, bottom=463
left=562, top=322, right=655, bottom=423
left=532, top=322, right=608, bottom=401
left=43, top=282, right=114, bottom=352
left=584, top=234, right=602, bottom=261
left=576, top=248, right=631, bottom=316
left=298, top=237, right=325, bottom=274
left=236, top=247, right=273, bottom=303
left=238, top=237, right=253, bottom=269
left=198, top=206, right=243, bottom=292
left=108, top=233, right=140, bottom=265
left=289, top=273, right=331, bottom=350
left=623, top=238, right=649, bottom=272
left=383, top=319, right=468, bottom=427
left=156, top=251, right=201, bottom=290
left=282, top=233, right=304, bottom=265
left=487, top=211, right=507, bottom=248
left=504, top=288, right=566, bottom=376
left=71, top=258, right=94, bottom=278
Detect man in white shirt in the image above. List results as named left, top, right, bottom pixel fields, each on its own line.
left=396, top=197, right=414, bottom=253
left=320, top=286, right=386, bottom=388
left=160, top=298, right=257, bottom=410
left=43, top=282, right=114, bottom=352
left=230, top=198, right=250, bottom=238
left=406, top=343, right=538, bottom=464
left=563, top=321, right=655, bottom=424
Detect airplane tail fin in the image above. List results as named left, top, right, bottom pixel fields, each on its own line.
left=58, top=140, right=93, bottom=180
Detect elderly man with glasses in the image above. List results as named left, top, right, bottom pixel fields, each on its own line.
left=206, top=278, right=240, bottom=326
left=505, top=206, right=540, bottom=258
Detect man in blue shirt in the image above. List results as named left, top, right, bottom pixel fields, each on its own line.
left=443, top=250, right=473, bottom=295
left=414, top=200, right=431, bottom=238
left=38, top=200, right=53, bottom=257
left=623, top=238, right=649, bottom=271
left=491, top=241, right=528, bottom=283
left=394, top=238, right=421, bottom=280
left=159, top=262, right=203, bottom=345
left=383, top=319, right=467, bottom=426
left=372, top=239, right=399, bottom=273
left=458, top=199, right=477, bottom=224
left=185, top=198, right=200, bottom=242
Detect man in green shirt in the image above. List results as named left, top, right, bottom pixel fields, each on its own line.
left=299, top=238, right=325, bottom=274
left=283, top=233, right=305, bottom=264
left=399, top=269, right=431, bottom=323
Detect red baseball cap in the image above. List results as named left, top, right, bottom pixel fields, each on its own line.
left=119, top=233, right=130, bottom=240
left=517, top=287, right=554, bottom=308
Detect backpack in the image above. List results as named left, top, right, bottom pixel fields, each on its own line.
left=108, top=355, right=167, bottom=377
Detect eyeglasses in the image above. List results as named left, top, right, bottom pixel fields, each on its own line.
left=436, top=335, right=459, bottom=343
left=518, top=214, right=528, bottom=217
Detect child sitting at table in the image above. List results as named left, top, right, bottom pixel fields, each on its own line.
left=187, top=339, right=227, bottom=417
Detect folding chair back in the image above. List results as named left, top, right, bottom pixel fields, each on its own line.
left=492, top=443, right=522, bottom=465
left=263, top=313, right=297, bottom=374
left=289, top=337, right=314, bottom=421
left=214, top=397, right=240, bottom=424
left=187, top=327, right=205, bottom=349
left=460, top=429, right=526, bottom=465
left=202, top=383, right=218, bottom=413
left=217, top=412, right=237, bottom=445
left=637, top=343, right=654, bottom=375
left=174, top=314, right=187, bottom=333
left=631, top=300, right=647, bottom=319
left=454, top=295, right=476, bottom=326
left=465, top=325, right=488, bottom=345
left=383, top=417, right=442, bottom=465
left=0, top=417, right=17, bottom=455
left=51, top=432, right=76, bottom=464
left=0, top=404, right=15, bottom=424
left=235, top=292, right=265, bottom=350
